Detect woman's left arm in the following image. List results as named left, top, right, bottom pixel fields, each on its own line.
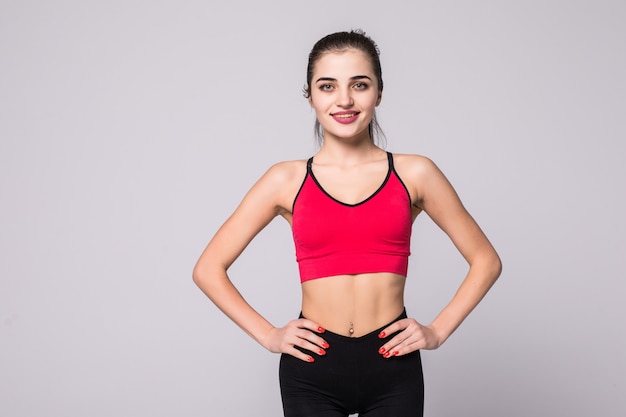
left=379, top=155, right=502, bottom=357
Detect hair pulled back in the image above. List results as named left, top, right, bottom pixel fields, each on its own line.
left=304, top=29, right=386, bottom=146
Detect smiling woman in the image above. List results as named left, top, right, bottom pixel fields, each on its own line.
left=309, top=50, right=381, bottom=144
left=193, top=29, right=501, bottom=417
left=304, top=31, right=385, bottom=146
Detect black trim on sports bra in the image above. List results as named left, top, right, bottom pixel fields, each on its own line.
left=291, top=159, right=312, bottom=214
left=389, top=153, right=413, bottom=206
left=292, top=152, right=414, bottom=212
left=308, top=152, right=393, bottom=207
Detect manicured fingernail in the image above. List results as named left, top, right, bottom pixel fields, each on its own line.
left=393, top=351, right=399, bottom=356
left=378, top=347, right=386, bottom=354
left=378, top=331, right=386, bottom=338
left=318, top=349, right=326, bottom=356
left=383, top=351, right=391, bottom=358
left=307, top=356, right=315, bottom=362
left=322, top=341, right=330, bottom=349
left=318, top=326, right=325, bottom=333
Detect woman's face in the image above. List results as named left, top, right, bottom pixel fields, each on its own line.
left=309, top=48, right=382, bottom=143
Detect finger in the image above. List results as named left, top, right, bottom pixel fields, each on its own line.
left=291, top=319, right=329, bottom=349
left=378, top=332, right=409, bottom=357
left=380, top=328, right=428, bottom=358
left=378, top=319, right=422, bottom=357
left=286, top=345, right=317, bottom=363
left=386, top=339, right=422, bottom=357
left=377, top=318, right=410, bottom=340
left=295, top=318, right=327, bottom=334
left=293, top=328, right=329, bottom=351
left=288, top=333, right=327, bottom=361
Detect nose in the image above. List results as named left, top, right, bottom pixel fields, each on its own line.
left=336, top=87, right=354, bottom=107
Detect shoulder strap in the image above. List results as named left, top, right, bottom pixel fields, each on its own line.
left=293, top=158, right=314, bottom=212
left=386, top=152, right=394, bottom=170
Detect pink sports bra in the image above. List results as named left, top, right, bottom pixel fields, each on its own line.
left=292, top=152, right=412, bottom=282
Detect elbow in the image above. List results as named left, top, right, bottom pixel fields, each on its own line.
left=192, top=259, right=228, bottom=297
left=192, top=263, right=216, bottom=300
left=471, top=249, right=502, bottom=285
left=192, top=264, right=203, bottom=287
left=192, top=260, right=212, bottom=289
left=192, top=263, right=216, bottom=290
left=489, top=252, right=503, bottom=283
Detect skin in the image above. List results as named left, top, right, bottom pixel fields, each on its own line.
left=193, top=48, right=502, bottom=363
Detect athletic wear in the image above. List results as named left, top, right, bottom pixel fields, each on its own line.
left=279, top=309, right=424, bottom=417
left=292, top=152, right=412, bottom=282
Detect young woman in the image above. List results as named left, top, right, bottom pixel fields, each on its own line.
left=193, top=30, right=502, bottom=417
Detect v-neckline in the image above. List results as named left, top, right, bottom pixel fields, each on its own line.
left=308, top=152, right=392, bottom=207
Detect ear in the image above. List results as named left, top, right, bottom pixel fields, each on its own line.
left=375, top=90, right=382, bottom=106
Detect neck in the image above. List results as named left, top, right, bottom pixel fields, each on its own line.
left=316, top=139, right=384, bottom=166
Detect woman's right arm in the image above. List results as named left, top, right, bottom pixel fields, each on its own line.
left=192, top=162, right=328, bottom=362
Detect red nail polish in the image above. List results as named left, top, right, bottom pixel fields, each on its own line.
left=378, top=331, right=386, bottom=338
left=318, top=326, right=325, bottom=333
left=378, top=347, right=386, bottom=354
left=318, top=349, right=326, bottom=356
left=307, top=357, right=315, bottom=362
left=322, top=341, right=330, bottom=349
left=383, top=351, right=391, bottom=358
left=393, top=351, right=399, bottom=356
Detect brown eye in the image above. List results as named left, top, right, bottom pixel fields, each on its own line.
left=319, top=84, right=334, bottom=91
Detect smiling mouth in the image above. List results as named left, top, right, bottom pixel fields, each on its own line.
left=331, top=112, right=360, bottom=118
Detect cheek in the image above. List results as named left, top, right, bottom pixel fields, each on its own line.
left=371, top=91, right=381, bottom=106
left=363, top=94, right=380, bottom=110
left=310, top=95, right=331, bottom=113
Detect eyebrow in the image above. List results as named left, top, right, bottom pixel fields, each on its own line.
left=315, top=75, right=372, bottom=83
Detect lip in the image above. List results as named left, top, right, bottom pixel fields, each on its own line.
left=331, top=111, right=360, bottom=124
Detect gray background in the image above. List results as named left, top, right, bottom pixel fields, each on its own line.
left=1, top=1, right=624, bottom=416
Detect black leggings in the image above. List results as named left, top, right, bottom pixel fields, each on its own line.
left=279, top=309, right=424, bottom=417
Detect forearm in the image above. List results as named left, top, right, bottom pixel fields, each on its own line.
left=193, top=266, right=275, bottom=349
left=428, top=253, right=502, bottom=346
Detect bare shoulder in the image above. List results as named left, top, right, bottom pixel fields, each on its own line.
left=264, top=159, right=308, bottom=183
left=392, top=153, right=439, bottom=178
left=392, top=153, right=448, bottom=201
left=256, top=159, right=308, bottom=214
left=260, top=159, right=308, bottom=195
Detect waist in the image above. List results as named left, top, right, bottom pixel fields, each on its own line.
left=301, top=272, right=406, bottom=337
left=299, top=308, right=408, bottom=343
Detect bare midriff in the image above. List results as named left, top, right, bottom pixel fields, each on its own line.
left=301, top=272, right=406, bottom=337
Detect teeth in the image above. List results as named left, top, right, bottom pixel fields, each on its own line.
left=334, top=113, right=357, bottom=118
